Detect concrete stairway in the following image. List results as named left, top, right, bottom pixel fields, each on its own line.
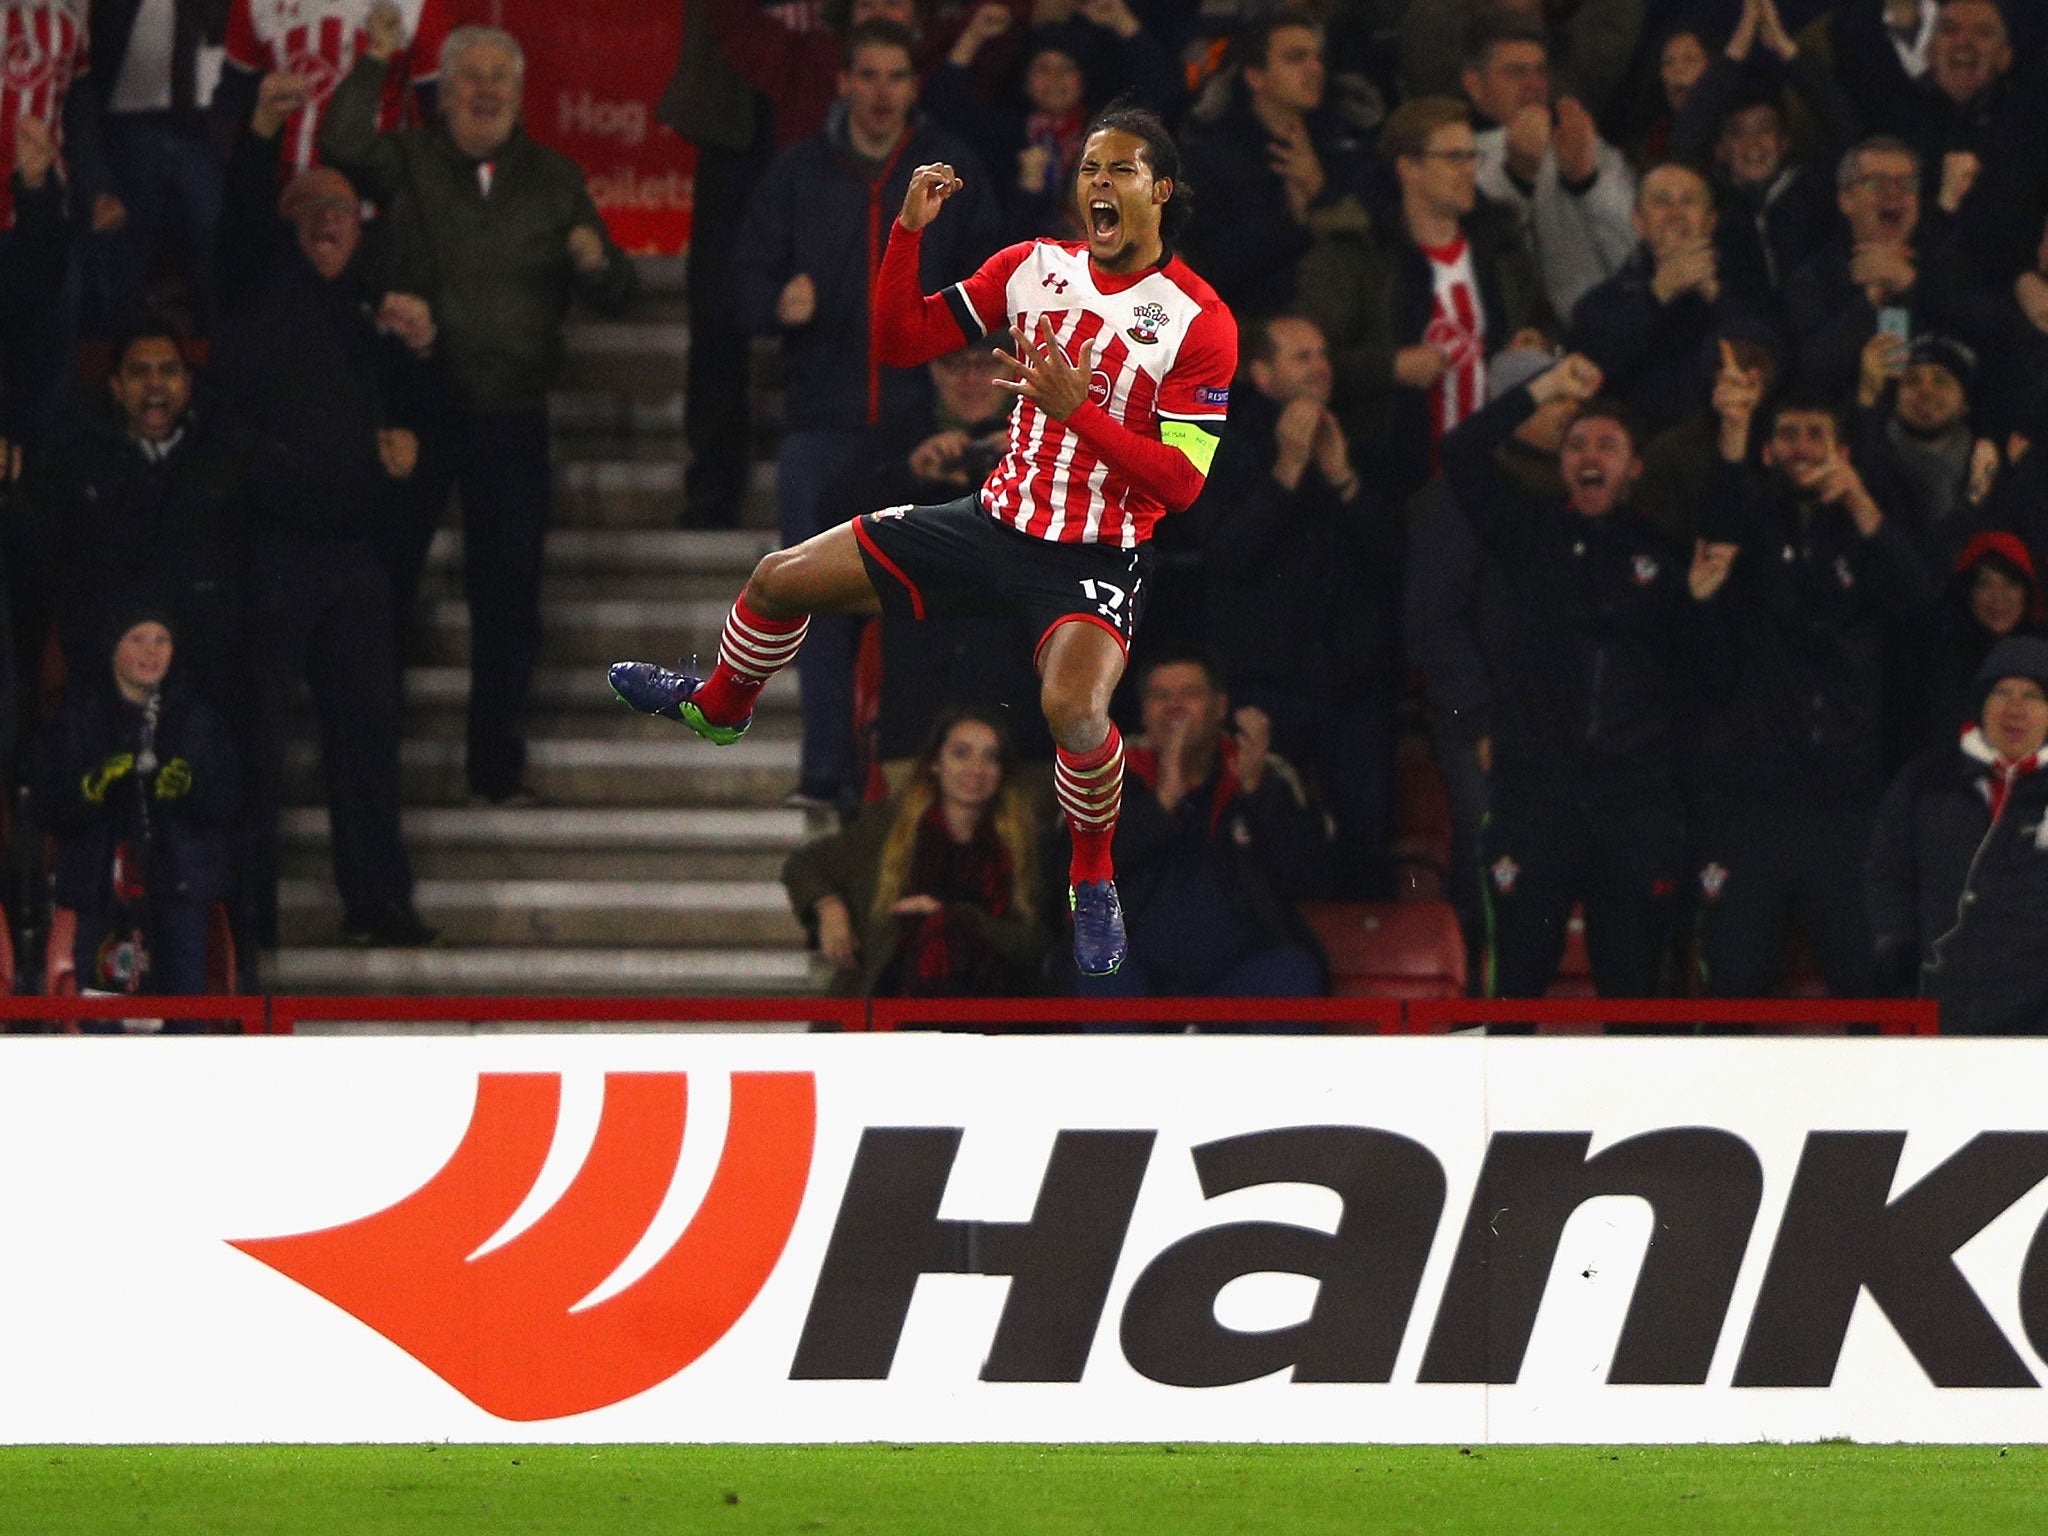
left=267, top=263, right=826, bottom=997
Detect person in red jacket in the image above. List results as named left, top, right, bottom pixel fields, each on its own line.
left=613, top=103, right=1237, bottom=979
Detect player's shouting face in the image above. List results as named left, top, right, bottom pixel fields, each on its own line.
left=1076, top=128, right=1171, bottom=274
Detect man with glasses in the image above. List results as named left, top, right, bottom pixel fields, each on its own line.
left=1784, top=135, right=1990, bottom=404
left=1297, top=96, right=1553, bottom=508
left=1459, top=15, right=1636, bottom=324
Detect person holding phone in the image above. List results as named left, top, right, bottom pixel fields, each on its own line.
left=1785, top=135, right=1995, bottom=404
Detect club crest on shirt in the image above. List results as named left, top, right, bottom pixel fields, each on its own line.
left=1632, top=554, right=1661, bottom=586
left=1490, top=856, right=1519, bottom=895
left=1700, top=861, right=1730, bottom=900
left=1127, top=302, right=1170, bottom=345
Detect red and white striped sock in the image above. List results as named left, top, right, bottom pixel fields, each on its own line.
left=690, top=595, right=808, bottom=725
left=1056, top=725, right=1123, bottom=884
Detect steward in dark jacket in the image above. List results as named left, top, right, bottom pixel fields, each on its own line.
left=1867, top=635, right=2048, bottom=1034
left=1692, top=381, right=1940, bottom=997
left=1442, top=357, right=1726, bottom=997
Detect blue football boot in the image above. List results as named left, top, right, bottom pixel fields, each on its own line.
left=608, top=660, right=750, bottom=745
left=1069, top=878, right=1128, bottom=977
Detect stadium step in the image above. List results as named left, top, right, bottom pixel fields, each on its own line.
left=276, top=877, right=803, bottom=949
left=266, top=267, right=825, bottom=999
left=268, top=945, right=822, bottom=998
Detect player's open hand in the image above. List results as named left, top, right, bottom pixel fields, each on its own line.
left=899, top=163, right=964, bottom=232
left=997, top=315, right=1093, bottom=421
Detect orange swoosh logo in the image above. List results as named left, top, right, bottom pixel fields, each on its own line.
left=231, top=1071, right=815, bottom=1420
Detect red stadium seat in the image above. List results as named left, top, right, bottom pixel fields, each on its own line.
left=1301, top=900, right=1467, bottom=1005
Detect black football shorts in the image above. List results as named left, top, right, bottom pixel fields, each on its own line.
left=853, top=494, right=1155, bottom=666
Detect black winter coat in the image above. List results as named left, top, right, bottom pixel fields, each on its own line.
left=1191, top=385, right=1402, bottom=696
left=34, top=673, right=239, bottom=913
left=1867, top=738, right=2048, bottom=1034
left=1178, top=96, right=1373, bottom=318
left=22, top=406, right=250, bottom=708
left=318, top=56, right=638, bottom=412
left=212, top=128, right=422, bottom=545
left=1567, top=246, right=1774, bottom=436
left=731, top=105, right=999, bottom=432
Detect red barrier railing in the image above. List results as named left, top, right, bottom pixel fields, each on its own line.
left=866, top=996, right=1407, bottom=1031
left=1406, top=998, right=1939, bottom=1035
left=266, top=994, right=866, bottom=1034
left=0, top=994, right=1944, bottom=1035
left=0, top=994, right=268, bottom=1033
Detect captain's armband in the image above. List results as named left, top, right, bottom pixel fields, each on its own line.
left=1160, top=419, right=1220, bottom=476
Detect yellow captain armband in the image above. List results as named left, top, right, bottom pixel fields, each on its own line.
left=1160, top=419, right=1220, bottom=475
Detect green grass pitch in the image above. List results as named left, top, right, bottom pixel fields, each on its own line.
left=2, top=1444, right=2044, bottom=1534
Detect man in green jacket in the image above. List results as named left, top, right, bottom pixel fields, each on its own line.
left=319, top=5, right=638, bottom=805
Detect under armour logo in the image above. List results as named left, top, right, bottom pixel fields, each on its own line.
left=232, top=1071, right=816, bottom=1421
left=1043, top=273, right=1070, bottom=294
left=1080, top=578, right=1127, bottom=623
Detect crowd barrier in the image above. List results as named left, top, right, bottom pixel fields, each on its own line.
left=0, top=993, right=1940, bottom=1035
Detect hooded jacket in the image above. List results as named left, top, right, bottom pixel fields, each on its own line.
left=1924, top=531, right=2046, bottom=744
left=1867, top=635, right=2048, bottom=1034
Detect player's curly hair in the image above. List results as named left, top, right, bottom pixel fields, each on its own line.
left=1078, top=100, right=1194, bottom=257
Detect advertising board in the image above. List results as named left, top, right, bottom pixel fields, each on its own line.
left=4, top=1036, right=2047, bottom=1443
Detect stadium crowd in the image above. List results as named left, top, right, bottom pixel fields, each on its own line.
left=0, top=0, right=2041, bottom=1029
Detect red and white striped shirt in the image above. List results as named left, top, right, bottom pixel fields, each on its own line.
left=0, top=0, right=87, bottom=228
left=224, top=0, right=450, bottom=171
left=942, top=239, right=1236, bottom=549
left=1421, top=235, right=1485, bottom=444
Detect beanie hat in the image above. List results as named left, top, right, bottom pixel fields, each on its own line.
left=1975, top=634, right=2048, bottom=723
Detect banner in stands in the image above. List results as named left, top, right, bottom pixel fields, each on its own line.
left=482, top=0, right=692, bottom=253
left=6, top=1036, right=2048, bottom=1444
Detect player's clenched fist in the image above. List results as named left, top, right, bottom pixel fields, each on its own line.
left=898, top=163, right=964, bottom=231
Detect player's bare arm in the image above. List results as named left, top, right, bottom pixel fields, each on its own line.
left=898, top=163, right=964, bottom=231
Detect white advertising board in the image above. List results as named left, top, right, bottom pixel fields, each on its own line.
left=4, top=1035, right=2048, bottom=1444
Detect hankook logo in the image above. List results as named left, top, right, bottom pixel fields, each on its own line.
left=233, top=1080, right=2048, bottom=1418
left=231, top=1072, right=816, bottom=1421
